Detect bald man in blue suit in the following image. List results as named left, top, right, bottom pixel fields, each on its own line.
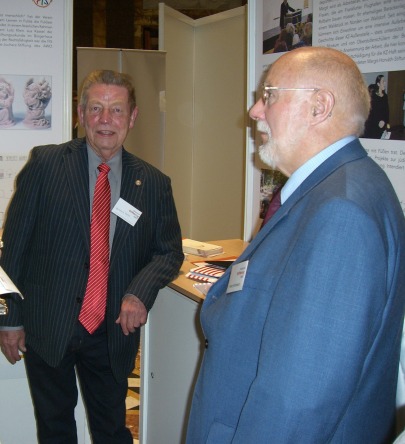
left=186, top=47, right=405, bottom=443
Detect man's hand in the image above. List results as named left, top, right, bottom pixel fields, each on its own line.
left=0, top=329, right=26, bottom=364
left=115, top=295, right=147, bottom=336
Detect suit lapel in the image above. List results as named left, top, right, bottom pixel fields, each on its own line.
left=109, top=149, right=145, bottom=271
left=63, top=139, right=91, bottom=253
left=212, top=140, right=368, bottom=289
left=258, top=139, right=367, bottom=240
left=206, top=140, right=368, bottom=307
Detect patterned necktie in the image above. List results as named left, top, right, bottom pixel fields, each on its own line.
left=261, top=185, right=282, bottom=228
left=79, top=163, right=111, bottom=334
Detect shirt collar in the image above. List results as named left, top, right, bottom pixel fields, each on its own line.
left=87, top=145, right=122, bottom=179
left=281, top=136, right=356, bottom=204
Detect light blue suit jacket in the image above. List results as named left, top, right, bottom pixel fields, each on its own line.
left=187, top=139, right=405, bottom=443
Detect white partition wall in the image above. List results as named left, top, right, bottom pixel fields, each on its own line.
left=0, top=1, right=78, bottom=441
left=0, top=354, right=36, bottom=443
left=0, top=352, right=92, bottom=444
left=160, top=4, right=247, bottom=240
left=158, top=8, right=195, bottom=237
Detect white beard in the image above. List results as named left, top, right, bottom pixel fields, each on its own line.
left=257, top=120, right=278, bottom=168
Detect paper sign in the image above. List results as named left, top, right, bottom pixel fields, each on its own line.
left=226, top=260, right=249, bottom=294
left=112, top=198, right=142, bottom=226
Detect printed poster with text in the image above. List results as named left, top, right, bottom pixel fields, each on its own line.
left=247, top=0, right=405, bottom=238
left=0, top=0, right=72, bottom=226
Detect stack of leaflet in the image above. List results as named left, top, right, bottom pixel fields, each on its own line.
left=182, top=239, right=223, bottom=257
left=185, top=264, right=227, bottom=283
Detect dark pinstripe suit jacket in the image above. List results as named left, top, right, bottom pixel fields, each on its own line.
left=0, top=138, right=183, bottom=381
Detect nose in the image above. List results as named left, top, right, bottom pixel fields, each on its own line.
left=249, top=98, right=266, bottom=122
left=99, top=108, right=112, bottom=124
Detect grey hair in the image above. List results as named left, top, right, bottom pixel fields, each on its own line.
left=79, top=70, right=136, bottom=113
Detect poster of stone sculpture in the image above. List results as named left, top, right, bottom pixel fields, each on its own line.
left=0, top=0, right=72, bottom=226
left=0, top=75, right=52, bottom=130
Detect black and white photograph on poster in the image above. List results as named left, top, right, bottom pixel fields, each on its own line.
left=0, top=75, right=52, bottom=130
left=263, top=0, right=313, bottom=54
left=361, top=70, right=405, bottom=141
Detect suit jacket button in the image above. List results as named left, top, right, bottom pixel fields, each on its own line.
left=84, top=262, right=89, bottom=269
left=205, top=339, right=209, bottom=349
left=76, top=297, right=82, bottom=304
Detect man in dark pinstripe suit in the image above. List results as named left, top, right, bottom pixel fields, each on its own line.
left=0, top=70, right=183, bottom=443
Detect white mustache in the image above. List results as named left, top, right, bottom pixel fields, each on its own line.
left=256, top=119, right=277, bottom=169
left=257, top=119, right=271, bottom=136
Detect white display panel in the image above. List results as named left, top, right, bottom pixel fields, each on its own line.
left=0, top=2, right=78, bottom=442
left=245, top=0, right=405, bottom=240
left=0, top=0, right=72, bottom=226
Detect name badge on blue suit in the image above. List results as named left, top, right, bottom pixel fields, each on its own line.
left=226, top=260, right=249, bottom=293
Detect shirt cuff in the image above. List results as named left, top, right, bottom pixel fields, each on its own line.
left=0, top=326, right=24, bottom=331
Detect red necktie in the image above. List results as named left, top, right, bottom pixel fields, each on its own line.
left=79, top=163, right=111, bottom=333
left=261, top=185, right=282, bottom=228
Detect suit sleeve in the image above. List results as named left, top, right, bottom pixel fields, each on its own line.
left=232, top=199, right=388, bottom=442
left=0, top=148, right=43, bottom=326
left=124, top=175, right=183, bottom=311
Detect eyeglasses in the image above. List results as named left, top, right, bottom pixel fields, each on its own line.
left=262, top=85, right=319, bottom=104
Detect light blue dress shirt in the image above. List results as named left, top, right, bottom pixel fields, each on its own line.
left=281, top=136, right=356, bottom=204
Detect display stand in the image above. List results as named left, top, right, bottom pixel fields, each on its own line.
left=140, top=239, right=247, bottom=443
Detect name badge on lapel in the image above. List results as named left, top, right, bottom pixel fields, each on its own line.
left=112, top=198, right=142, bottom=226
left=226, top=260, right=249, bottom=294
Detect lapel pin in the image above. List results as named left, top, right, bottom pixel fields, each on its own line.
left=135, top=179, right=142, bottom=186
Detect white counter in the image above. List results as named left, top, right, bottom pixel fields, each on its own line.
left=140, top=239, right=247, bottom=443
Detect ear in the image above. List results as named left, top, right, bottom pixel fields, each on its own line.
left=129, top=106, right=139, bottom=129
left=311, top=89, right=335, bottom=123
left=77, top=105, right=85, bottom=126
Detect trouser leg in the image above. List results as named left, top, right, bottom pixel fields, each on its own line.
left=24, top=344, right=78, bottom=444
left=75, top=323, right=133, bottom=444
